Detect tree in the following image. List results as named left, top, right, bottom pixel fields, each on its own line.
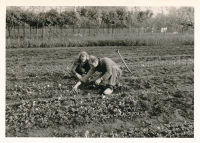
left=67, top=10, right=80, bottom=33
left=6, top=7, right=22, bottom=38
left=57, top=11, right=65, bottom=36
left=101, top=7, right=117, bottom=35
left=101, top=8, right=110, bottom=35
left=166, top=7, right=180, bottom=32
left=136, top=9, right=153, bottom=35
left=86, top=7, right=103, bottom=36
left=20, top=11, right=29, bottom=38
left=108, top=9, right=118, bottom=36
left=38, top=11, right=47, bottom=39
left=25, top=11, right=36, bottom=39
left=44, top=9, right=59, bottom=39
left=178, top=7, right=194, bottom=33
left=6, top=9, right=14, bottom=38
left=166, top=6, right=194, bottom=33
left=76, top=6, right=89, bottom=35
left=116, top=7, right=128, bottom=29
left=154, top=13, right=166, bottom=32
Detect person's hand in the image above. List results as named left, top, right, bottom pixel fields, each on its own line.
left=95, top=78, right=102, bottom=85
left=72, top=85, right=78, bottom=92
left=76, top=73, right=82, bottom=80
left=71, top=81, right=81, bottom=94
left=71, top=84, right=79, bottom=94
left=86, top=80, right=95, bottom=86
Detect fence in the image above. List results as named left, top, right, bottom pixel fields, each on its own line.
left=6, top=26, right=194, bottom=40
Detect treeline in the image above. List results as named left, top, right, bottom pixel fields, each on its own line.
left=6, top=6, right=194, bottom=39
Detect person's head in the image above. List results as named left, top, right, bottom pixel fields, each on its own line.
left=88, top=55, right=99, bottom=68
left=78, top=51, right=89, bottom=62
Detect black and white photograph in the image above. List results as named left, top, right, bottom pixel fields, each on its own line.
left=1, top=0, right=199, bottom=140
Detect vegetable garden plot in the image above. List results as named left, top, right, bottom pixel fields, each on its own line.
left=6, top=45, right=194, bottom=137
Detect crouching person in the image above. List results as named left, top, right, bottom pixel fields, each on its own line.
left=71, top=51, right=91, bottom=89
left=71, top=51, right=90, bottom=79
left=74, top=55, right=122, bottom=95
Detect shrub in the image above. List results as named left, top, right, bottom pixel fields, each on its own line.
left=6, top=34, right=194, bottom=49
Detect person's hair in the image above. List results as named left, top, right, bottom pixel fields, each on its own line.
left=78, top=51, right=89, bottom=60
left=88, top=55, right=98, bottom=64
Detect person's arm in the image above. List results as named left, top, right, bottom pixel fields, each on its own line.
left=73, top=81, right=82, bottom=92
left=72, top=68, right=96, bottom=91
left=80, top=68, right=96, bottom=83
left=93, top=72, right=104, bottom=82
left=71, top=62, right=79, bottom=75
left=71, top=60, right=82, bottom=78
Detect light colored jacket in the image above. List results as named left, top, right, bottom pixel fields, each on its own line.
left=81, top=57, right=121, bottom=83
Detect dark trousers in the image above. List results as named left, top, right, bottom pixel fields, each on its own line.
left=75, top=63, right=90, bottom=75
left=75, top=66, right=85, bottom=75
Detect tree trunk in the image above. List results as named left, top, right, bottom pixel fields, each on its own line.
left=8, top=26, right=11, bottom=38
left=44, top=26, right=46, bottom=38
left=97, top=27, right=99, bottom=36
left=103, top=24, right=104, bottom=35
left=53, top=26, right=55, bottom=37
left=49, top=26, right=51, bottom=40
left=35, top=26, right=37, bottom=38
left=36, top=23, right=38, bottom=39
left=83, top=28, right=85, bottom=36
left=59, top=26, right=61, bottom=40
left=42, top=26, right=44, bottom=39
left=89, top=25, right=90, bottom=36
left=13, top=23, right=16, bottom=38
left=138, top=28, right=140, bottom=36
left=60, top=26, right=62, bottom=37
left=112, top=26, right=114, bottom=36
left=30, top=25, right=31, bottom=39
left=108, top=25, right=110, bottom=35
left=23, top=23, right=25, bottom=38
left=17, top=24, right=20, bottom=39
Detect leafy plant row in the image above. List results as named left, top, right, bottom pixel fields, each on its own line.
left=6, top=91, right=193, bottom=137
left=6, top=62, right=193, bottom=83
left=6, top=56, right=193, bottom=72
left=6, top=45, right=193, bottom=58
left=6, top=69, right=193, bottom=102
left=50, top=122, right=194, bottom=137
left=128, top=73, right=193, bottom=91
left=128, top=64, right=193, bottom=76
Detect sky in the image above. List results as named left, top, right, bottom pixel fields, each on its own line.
left=128, top=6, right=170, bottom=14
